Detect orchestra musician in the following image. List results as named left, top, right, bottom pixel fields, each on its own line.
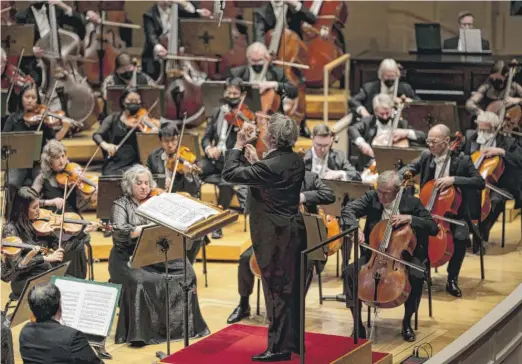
left=226, top=170, right=335, bottom=326
left=400, top=124, right=485, bottom=298
left=348, top=93, right=426, bottom=170
left=19, top=283, right=103, bottom=364
left=200, top=77, right=248, bottom=239
left=222, top=114, right=305, bottom=361
left=141, top=1, right=212, bottom=80
left=463, top=112, right=522, bottom=242
left=93, top=87, right=157, bottom=176
left=342, top=170, right=439, bottom=342
left=1, top=257, right=17, bottom=364
left=443, top=11, right=490, bottom=51
left=109, top=165, right=209, bottom=345
left=348, top=59, right=420, bottom=119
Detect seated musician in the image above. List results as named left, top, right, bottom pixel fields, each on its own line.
left=200, top=77, right=249, bottom=239
left=19, top=283, right=103, bottom=364
left=110, top=165, right=209, bottom=345
left=142, top=1, right=212, bottom=80
left=349, top=93, right=426, bottom=170
left=93, top=87, right=157, bottom=176
left=348, top=59, right=420, bottom=119
left=2, top=187, right=65, bottom=297
left=305, top=123, right=361, bottom=181
left=463, top=112, right=522, bottom=242
left=1, top=255, right=19, bottom=364
left=443, top=11, right=490, bottom=51
left=342, top=170, right=438, bottom=342
left=466, top=61, right=522, bottom=122
left=401, top=124, right=485, bottom=297
left=227, top=170, right=335, bottom=325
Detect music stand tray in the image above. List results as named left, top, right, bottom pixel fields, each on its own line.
left=1, top=132, right=43, bottom=170
left=201, top=83, right=226, bottom=118
left=245, top=88, right=262, bottom=113
left=181, top=19, right=232, bottom=55
left=1, top=25, right=35, bottom=56
left=136, top=132, right=201, bottom=165
left=373, top=146, right=425, bottom=174
left=96, top=176, right=123, bottom=220
left=9, top=262, right=70, bottom=327
left=106, top=87, right=163, bottom=119
left=302, top=214, right=328, bottom=261
left=321, top=180, right=372, bottom=217
left=405, top=101, right=460, bottom=134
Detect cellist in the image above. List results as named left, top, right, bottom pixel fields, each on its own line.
left=341, top=170, right=438, bottom=342
left=400, top=124, right=485, bottom=298
left=463, top=112, right=522, bottom=243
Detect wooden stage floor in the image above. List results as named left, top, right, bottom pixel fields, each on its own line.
left=2, top=214, right=521, bottom=363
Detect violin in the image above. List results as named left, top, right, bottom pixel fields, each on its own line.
left=358, top=173, right=416, bottom=309
left=419, top=133, right=464, bottom=268
left=166, top=146, right=203, bottom=175
left=24, top=104, right=82, bottom=129
left=140, top=188, right=165, bottom=205
left=56, top=162, right=98, bottom=196
left=224, top=103, right=255, bottom=129
left=4, top=63, right=35, bottom=92
left=123, top=108, right=161, bottom=133
left=1, top=236, right=47, bottom=258
left=32, top=209, right=108, bottom=237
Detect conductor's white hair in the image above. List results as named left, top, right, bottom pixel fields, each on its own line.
left=247, top=42, right=268, bottom=59
left=378, top=58, right=399, bottom=80
left=372, top=93, right=394, bottom=110
left=476, top=111, right=501, bottom=128
left=377, top=170, right=401, bottom=190
left=268, top=113, right=299, bottom=149
left=121, top=165, right=156, bottom=197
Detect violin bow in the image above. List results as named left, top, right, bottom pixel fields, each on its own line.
left=64, top=146, right=101, bottom=200
left=167, top=112, right=188, bottom=194
left=5, top=48, right=25, bottom=110
left=36, top=81, right=58, bottom=132
left=57, top=176, right=69, bottom=250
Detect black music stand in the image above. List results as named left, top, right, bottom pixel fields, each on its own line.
left=106, top=86, right=163, bottom=118
left=244, top=87, right=262, bottom=113
left=404, top=101, right=460, bottom=134
left=373, top=146, right=425, bottom=180
left=136, top=132, right=201, bottom=165
left=181, top=19, right=232, bottom=56
left=201, top=83, right=226, bottom=118
left=302, top=214, right=328, bottom=262
left=1, top=25, right=34, bottom=56
left=8, top=262, right=70, bottom=327
left=96, top=176, right=123, bottom=220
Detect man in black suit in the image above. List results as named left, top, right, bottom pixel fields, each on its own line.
left=342, top=170, right=439, bottom=342
left=222, top=114, right=305, bottom=362
left=226, top=170, right=335, bottom=326
left=401, top=124, right=485, bottom=298
left=19, top=283, right=103, bottom=364
left=348, top=58, right=420, bottom=119
left=463, top=112, right=522, bottom=242
left=349, top=93, right=427, bottom=172
left=141, top=1, right=212, bottom=80
left=200, top=78, right=248, bottom=239
left=443, top=11, right=490, bottom=51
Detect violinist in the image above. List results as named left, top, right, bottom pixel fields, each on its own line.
left=348, top=59, right=420, bottom=119
left=141, top=1, right=212, bottom=80
left=109, top=165, right=209, bottom=345
left=463, top=112, right=522, bottom=243
left=200, top=77, right=249, bottom=239
left=341, top=170, right=438, bottom=342
left=2, top=187, right=65, bottom=297
left=349, top=93, right=426, bottom=170
left=400, top=124, right=485, bottom=298
left=93, top=87, right=153, bottom=176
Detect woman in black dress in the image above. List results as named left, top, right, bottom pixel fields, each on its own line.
left=93, top=87, right=158, bottom=176
left=109, top=165, right=209, bottom=345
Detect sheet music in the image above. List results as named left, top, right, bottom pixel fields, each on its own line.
left=137, top=193, right=218, bottom=232
left=53, top=278, right=120, bottom=337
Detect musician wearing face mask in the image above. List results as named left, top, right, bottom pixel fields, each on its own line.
left=348, top=59, right=420, bottom=119
left=349, top=93, right=426, bottom=171
left=463, top=112, right=522, bottom=243
left=200, top=78, right=248, bottom=239
left=93, top=88, right=146, bottom=176
left=466, top=61, right=522, bottom=119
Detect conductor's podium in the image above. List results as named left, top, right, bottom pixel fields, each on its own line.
left=159, top=323, right=392, bottom=364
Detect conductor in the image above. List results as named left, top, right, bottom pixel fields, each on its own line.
left=222, top=114, right=305, bottom=362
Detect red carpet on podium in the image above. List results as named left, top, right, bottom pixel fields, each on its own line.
left=160, top=323, right=387, bottom=363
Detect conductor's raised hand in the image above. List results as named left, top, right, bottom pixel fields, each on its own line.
left=235, top=123, right=256, bottom=149
left=244, top=144, right=259, bottom=164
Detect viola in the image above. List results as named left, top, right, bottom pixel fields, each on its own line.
left=55, top=162, right=98, bottom=196
left=140, top=188, right=165, bottom=205
left=32, top=209, right=108, bottom=237
left=24, top=104, right=81, bottom=129
left=358, top=173, right=416, bottom=309
left=4, top=63, right=36, bottom=92
left=419, top=133, right=464, bottom=268
left=225, top=103, right=255, bottom=129
left=1, top=236, right=47, bottom=258
left=123, top=108, right=161, bottom=133
left=166, top=146, right=203, bottom=175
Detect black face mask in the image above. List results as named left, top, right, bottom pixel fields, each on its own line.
left=491, top=78, right=505, bottom=90
left=225, top=97, right=241, bottom=107
left=32, top=2, right=45, bottom=9
left=251, top=64, right=264, bottom=73
left=377, top=116, right=390, bottom=124
left=118, top=71, right=132, bottom=80
left=125, top=103, right=141, bottom=115
left=383, top=79, right=395, bottom=88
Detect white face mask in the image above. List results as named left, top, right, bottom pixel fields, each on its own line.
left=477, top=131, right=493, bottom=145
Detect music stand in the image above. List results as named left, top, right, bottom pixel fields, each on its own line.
left=201, top=83, right=226, bottom=118
left=8, top=262, right=70, bottom=327
left=403, top=101, right=460, bottom=134
left=320, top=180, right=372, bottom=218
left=181, top=19, right=232, bottom=55
left=459, top=28, right=483, bottom=53
left=96, top=176, right=123, bottom=220
left=1, top=25, right=34, bottom=56
left=245, top=87, right=262, bottom=113
left=136, top=132, right=201, bottom=165
left=302, top=214, right=328, bottom=261
left=373, top=146, right=425, bottom=179
left=106, top=87, right=163, bottom=119
left=76, top=1, right=124, bottom=12
left=135, top=194, right=238, bottom=358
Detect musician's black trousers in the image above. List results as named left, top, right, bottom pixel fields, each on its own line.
left=480, top=192, right=507, bottom=242
left=200, top=157, right=247, bottom=210
left=446, top=224, right=470, bottom=281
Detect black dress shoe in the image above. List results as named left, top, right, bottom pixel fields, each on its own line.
left=252, top=350, right=291, bottom=362
left=226, top=305, right=250, bottom=324
left=299, top=122, right=311, bottom=138
left=211, top=228, right=223, bottom=239
left=446, top=279, right=462, bottom=297
left=401, top=324, right=416, bottom=342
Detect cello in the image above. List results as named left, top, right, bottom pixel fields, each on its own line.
left=358, top=173, right=416, bottom=309
left=419, top=133, right=465, bottom=268
left=302, top=0, right=347, bottom=88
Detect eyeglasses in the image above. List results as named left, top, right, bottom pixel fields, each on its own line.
left=426, top=139, right=444, bottom=146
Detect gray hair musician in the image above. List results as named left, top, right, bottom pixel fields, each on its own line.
left=222, top=114, right=305, bottom=361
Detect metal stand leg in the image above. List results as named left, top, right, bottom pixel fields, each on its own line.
left=336, top=250, right=340, bottom=277
left=85, top=240, right=95, bottom=281
left=316, top=262, right=323, bottom=305
left=202, top=241, right=208, bottom=288
left=501, top=205, right=506, bottom=248
left=256, top=279, right=261, bottom=316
